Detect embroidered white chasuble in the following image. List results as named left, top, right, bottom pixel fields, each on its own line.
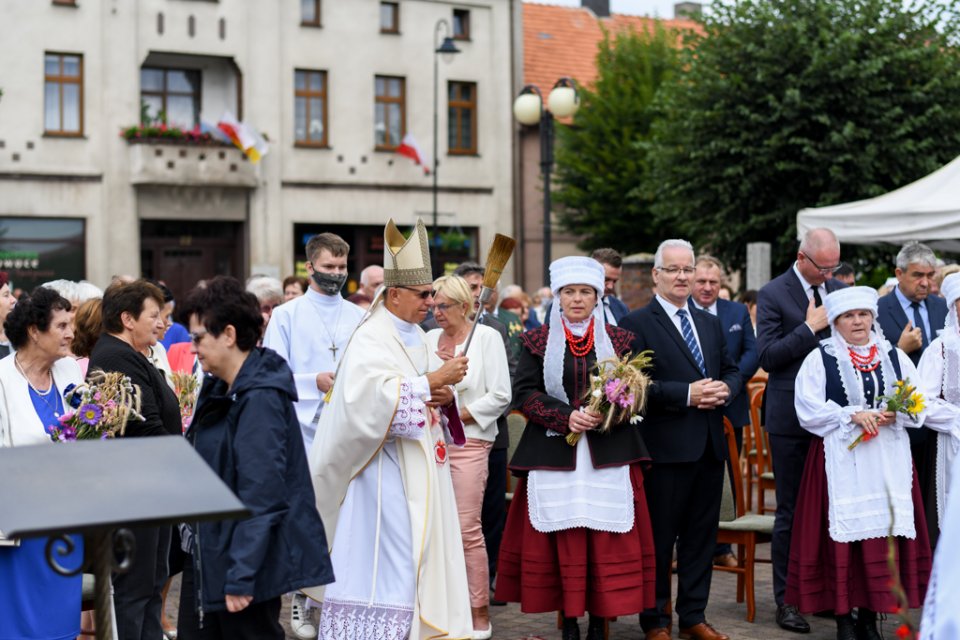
left=306, top=302, right=471, bottom=640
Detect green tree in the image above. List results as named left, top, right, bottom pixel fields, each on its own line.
left=554, top=24, right=682, bottom=252
left=646, top=0, right=960, bottom=272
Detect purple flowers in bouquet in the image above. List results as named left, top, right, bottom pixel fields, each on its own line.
left=49, top=370, right=144, bottom=442
left=567, top=351, right=654, bottom=446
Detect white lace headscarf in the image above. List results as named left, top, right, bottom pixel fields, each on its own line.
left=544, top=257, right=616, bottom=404
left=823, top=286, right=897, bottom=406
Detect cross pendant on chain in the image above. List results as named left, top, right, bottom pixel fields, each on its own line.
left=329, top=342, right=339, bottom=360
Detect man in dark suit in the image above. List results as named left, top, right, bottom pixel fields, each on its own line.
left=592, top=247, right=630, bottom=325
left=756, top=227, right=845, bottom=633
left=876, top=241, right=946, bottom=545
left=622, top=239, right=740, bottom=640
left=690, top=255, right=759, bottom=568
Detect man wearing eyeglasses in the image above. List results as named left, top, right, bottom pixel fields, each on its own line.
left=877, top=241, right=946, bottom=546
left=307, top=219, right=473, bottom=640
left=621, top=239, right=740, bottom=640
left=756, top=227, right=846, bottom=634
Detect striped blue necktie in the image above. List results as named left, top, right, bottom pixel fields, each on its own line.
left=677, top=308, right=707, bottom=377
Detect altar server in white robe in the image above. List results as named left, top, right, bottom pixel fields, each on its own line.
left=917, top=272, right=960, bottom=528
left=263, top=232, right=366, bottom=639
left=307, top=218, right=473, bottom=640
left=263, top=232, right=365, bottom=452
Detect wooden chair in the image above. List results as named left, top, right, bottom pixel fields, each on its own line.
left=749, top=386, right=776, bottom=515
left=715, top=418, right=775, bottom=622
left=744, top=386, right=762, bottom=511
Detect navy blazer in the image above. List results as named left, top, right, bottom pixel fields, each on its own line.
left=757, top=268, right=845, bottom=437
left=877, top=289, right=947, bottom=448
left=621, top=299, right=741, bottom=464
left=606, top=295, right=630, bottom=323
left=876, top=289, right=947, bottom=367
left=691, top=298, right=759, bottom=428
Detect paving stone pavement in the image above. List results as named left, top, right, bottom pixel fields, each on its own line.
left=164, top=548, right=920, bottom=639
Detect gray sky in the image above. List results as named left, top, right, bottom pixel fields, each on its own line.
left=524, top=0, right=684, bottom=19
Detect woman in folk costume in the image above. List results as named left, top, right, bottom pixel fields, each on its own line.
left=786, top=286, right=932, bottom=640
left=307, top=219, right=473, bottom=640
left=496, top=256, right=656, bottom=640
left=916, top=272, right=960, bottom=529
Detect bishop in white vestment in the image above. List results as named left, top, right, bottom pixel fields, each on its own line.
left=307, top=219, right=473, bottom=640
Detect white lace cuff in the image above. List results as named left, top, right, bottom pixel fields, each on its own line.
left=839, top=406, right=863, bottom=436
left=389, top=379, right=428, bottom=440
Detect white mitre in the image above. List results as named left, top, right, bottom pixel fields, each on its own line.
left=383, top=218, right=433, bottom=287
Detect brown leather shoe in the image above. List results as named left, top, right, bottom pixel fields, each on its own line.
left=679, top=622, right=730, bottom=640
left=645, top=629, right=672, bottom=640
left=713, top=552, right=738, bottom=568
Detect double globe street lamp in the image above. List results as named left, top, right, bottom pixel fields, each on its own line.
left=513, top=78, right=580, bottom=285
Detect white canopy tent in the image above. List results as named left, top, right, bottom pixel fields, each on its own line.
left=796, top=155, right=960, bottom=250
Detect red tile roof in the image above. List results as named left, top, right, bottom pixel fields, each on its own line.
left=523, top=3, right=702, bottom=93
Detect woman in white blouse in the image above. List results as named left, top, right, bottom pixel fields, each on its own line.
left=917, top=272, right=960, bottom=530
left=787, top=286, right=931, bottom=640
left=426, top=275, right=511, bottom=640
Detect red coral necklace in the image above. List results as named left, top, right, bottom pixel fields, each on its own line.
left=563, top=318, right=595, bottom=357
left=848, top=344, right=880, bottom=372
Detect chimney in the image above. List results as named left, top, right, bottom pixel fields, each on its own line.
left=582, top=0, right=610, bottom=18
left=674, top=2, right=703, bottom=19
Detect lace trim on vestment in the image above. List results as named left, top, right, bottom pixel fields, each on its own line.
left=388, top=381, right=426, bottom=440
left=320, top=598, right=413, bottom=640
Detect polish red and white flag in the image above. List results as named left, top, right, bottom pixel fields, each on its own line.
left=396, top=133, right=431, bottom=174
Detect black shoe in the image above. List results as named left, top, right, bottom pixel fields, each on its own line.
left=586, top=615, right=605, bottom=640
left=777, top=604, right=811, bottom=633
left=854, top=609, right=881, bottom=640
left=836, top=613, right=856, bottom=640
left=488, top=597, right=507, bottom=606
left=562, top=616, right=581, bottom=640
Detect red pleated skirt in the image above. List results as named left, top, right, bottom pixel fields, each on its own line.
left=494, top=463, right=656, bottom=618
left=785, top=437, right=932, bottom=615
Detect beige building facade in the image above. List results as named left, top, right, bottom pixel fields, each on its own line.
left=0, top=0, right=519, bottom=299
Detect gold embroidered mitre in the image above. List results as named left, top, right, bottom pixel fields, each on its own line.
left=383, top=218, right=433, bottom=287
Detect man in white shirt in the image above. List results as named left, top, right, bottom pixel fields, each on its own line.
left=261, top=232, right=365, bottom=639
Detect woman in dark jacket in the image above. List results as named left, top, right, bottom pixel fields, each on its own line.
left=89, top=279, right=181, bottom=640
left=177, top=276, right=333, bottom=640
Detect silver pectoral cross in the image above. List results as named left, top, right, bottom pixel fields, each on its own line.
left=329, top=342, right=339, bottom=360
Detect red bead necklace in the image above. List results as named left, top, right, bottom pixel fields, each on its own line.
left=563, top=317, right=596, bottom=357
left=848, top=344, right=880, bottom=372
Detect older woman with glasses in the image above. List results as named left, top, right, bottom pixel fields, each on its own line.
left=0, top=287, right=84, bottom=640
left=425, top=275, right=511, bottom=639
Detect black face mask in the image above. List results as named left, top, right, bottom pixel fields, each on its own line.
left=312, top=271, right=347, bottom=296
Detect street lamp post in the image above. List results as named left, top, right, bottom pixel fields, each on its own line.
left=513, top=78, right=579, bottom=286
left=432, top=20, right=460, bottom=276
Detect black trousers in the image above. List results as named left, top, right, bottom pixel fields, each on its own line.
left=178, top=561, right=283, bottom=640
left=640, top=453, right=724, bottom=630
left=911, top=433, right=940, bottom=548
left=113, top=525, right=171, bottom=640
left=769, top=432, right=811, bottom=606
left=482, top=447, right=508, bottom=582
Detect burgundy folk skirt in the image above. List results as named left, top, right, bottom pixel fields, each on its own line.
left=785, top=437, right=932, bottom=615
left=494, top=463, right=656, bottom=618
